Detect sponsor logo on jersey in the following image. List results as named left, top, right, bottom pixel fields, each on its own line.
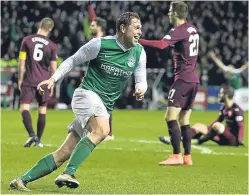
left=104, top=55, right=112, bottom=58
left=100, top=63, right=133, bottom=78
left=127, top=57, right=135, bottom=67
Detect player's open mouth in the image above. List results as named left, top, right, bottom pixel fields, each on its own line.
left=134, top=36, right=140, bottom=40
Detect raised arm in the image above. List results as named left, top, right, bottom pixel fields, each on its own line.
left=237, top=62, right=249, bottom=73
left=208, top=51, right=227, bottom=72
left=88, top=3, right=96, bottom=22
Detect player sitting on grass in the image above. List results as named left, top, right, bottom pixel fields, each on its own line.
left=159, top=86, right=245, bottom=146
left=9, top=12, right=147, bottom=192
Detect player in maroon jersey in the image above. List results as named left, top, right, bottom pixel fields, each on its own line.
left=159, top=85, right=245, bottom=146
left=139, top=1, right=199, bottom=165
left=197, top=86, right=245, bottom=146
left=18, top=17, right=57, bottom=147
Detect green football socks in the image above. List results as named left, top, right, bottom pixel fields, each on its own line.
left=63, top=137, right=96, bottom=176
left=20, top=154, right=57, bottom=183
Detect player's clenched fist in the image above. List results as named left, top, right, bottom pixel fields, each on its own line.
left=133, top=89, right=145, bottom=101
left=37, top=78, right=55, bottom=95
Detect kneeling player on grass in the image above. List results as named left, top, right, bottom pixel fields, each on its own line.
left=159, top=86, right=245, bottom=146
left=9, top=12, right=147, bottom=191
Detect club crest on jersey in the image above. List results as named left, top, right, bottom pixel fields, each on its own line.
left=127, top=57, right=135, bottom=67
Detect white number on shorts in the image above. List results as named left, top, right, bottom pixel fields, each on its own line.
left=33, top=43, right=44, bottom=61
left=189, top=34, right=199, bottom=56
left=168, top=89, right=176, bottom=100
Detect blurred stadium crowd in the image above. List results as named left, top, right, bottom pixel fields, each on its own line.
left=1, top=1, right=248, bottom=109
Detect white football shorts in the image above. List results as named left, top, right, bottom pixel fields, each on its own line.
left=68, top=88, right=109, bottom=138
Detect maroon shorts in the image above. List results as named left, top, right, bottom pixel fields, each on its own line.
left=20, top=85, right=49, bottom=106
left=212, top=128, right=237, bottom=146
left=168, top=79, right=199, bottom=110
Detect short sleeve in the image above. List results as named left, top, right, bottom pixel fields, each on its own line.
left=163, top=28, right=186, bottom=46
left=20, top=38, right=27, bottom=52
left=19, top=38, right=27, bottom=60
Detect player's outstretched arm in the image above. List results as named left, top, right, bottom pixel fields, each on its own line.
left=139, top=27, right=186, bottom=50
left=50, top=38, right=101, bottom=82
left=208, top=51, right=227, bottom=72
left=133, top=48, right=147, bottom=101
left=220, top=62, right=248, bottom=75
left=139, top=39, right=169, bottom=49
left=238, top=62, right=249, bottom=73
left=37, top=38, right=101, bottom=94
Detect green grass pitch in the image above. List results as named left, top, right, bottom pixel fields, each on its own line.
left=1, top=110, right=248, bottom=194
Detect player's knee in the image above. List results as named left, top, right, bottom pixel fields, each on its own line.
left=20, top=104, right=30, bottom=112
left=38, top=106, right=47, bottom=114
left=192, top=123, right=208, bottom=135
left=179, top=117, right=189, bottom=126
left=179, top=111, right=191, bottom=126
left=212, top=122, right=225, bottom=134
left=92, top=125, right=109, bottom=140
left=165, top=113, right=177, bottom=122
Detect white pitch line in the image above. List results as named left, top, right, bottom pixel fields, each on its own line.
left=3, top=138, right=248, bottom=156
left=191, top=145, right=213, bottom=154
left=114, top=138, right=248, bottom=157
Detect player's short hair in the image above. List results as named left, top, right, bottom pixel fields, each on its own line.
left=116, top=12, right=140, bottom=33
left=40, top=17, right=54, bottom=31
left=94, top=17, right=107, bottom=32
left=170, top=1, right=189, bottom=19
left=222, top=85, right=234, bottom=99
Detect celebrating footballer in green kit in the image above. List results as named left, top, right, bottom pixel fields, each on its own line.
left=208, top=51, right=248, bottom=90
left=9, top=12, right=147, bottom=191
